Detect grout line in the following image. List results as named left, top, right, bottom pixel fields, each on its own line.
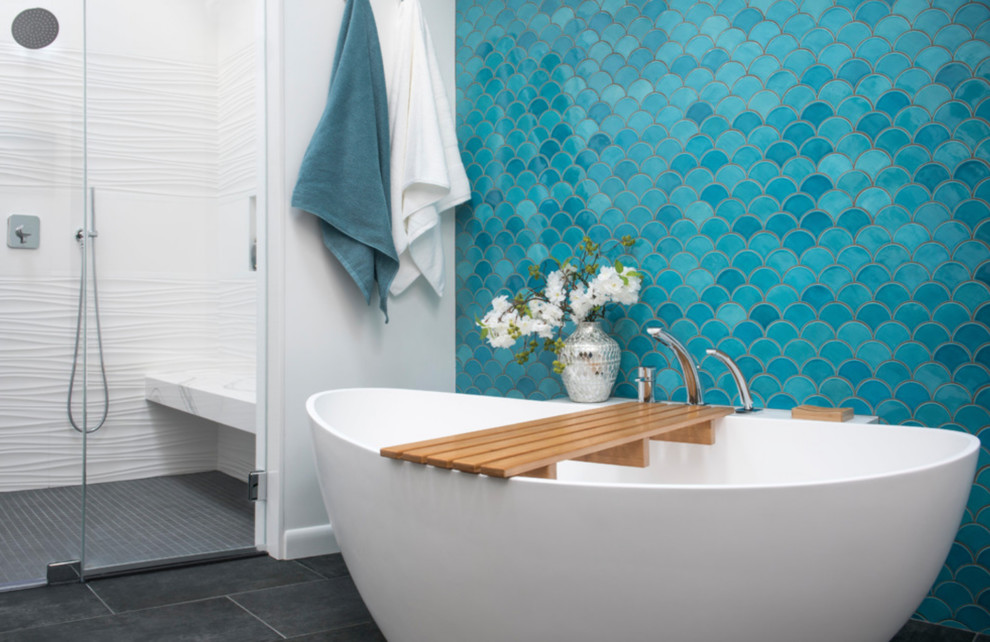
left=293, top=620, right=378, bottom=640
left=317, top=620, right=377, bottom=635
left=111, top=595, right=235, bottom=615
left=290, top=559, right=321, bottom=578
left=0, top=603, right=120, bottom=636
left=224, top=575, right=325, bottom=599
left=291, top=558, right=332, bottom=580
left=83, top=593, right=240, bottom=616
left=226, top=594, right=287, bottom=640
left=0, top=594, right=277, bottom=638
left=85, top=582, right=117, bottom=615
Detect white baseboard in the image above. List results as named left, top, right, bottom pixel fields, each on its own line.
left=280, top=523, right=339, bottom=559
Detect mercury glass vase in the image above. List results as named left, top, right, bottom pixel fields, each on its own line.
left=559, top=321, right=620, bottom=402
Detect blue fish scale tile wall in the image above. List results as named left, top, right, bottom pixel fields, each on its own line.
left=454, top=0, right=990, bottom=630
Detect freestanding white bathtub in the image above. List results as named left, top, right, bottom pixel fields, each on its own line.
left=306, top=388, right=979, bottom=642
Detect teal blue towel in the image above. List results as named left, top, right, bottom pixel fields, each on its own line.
left=292, top=0, right=397, bottom=320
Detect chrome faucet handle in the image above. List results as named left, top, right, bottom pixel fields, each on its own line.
left=646, top=326, right=704, bottom=405
left=635, top=366, right=655, bottom=403
left=705, top=348, right=755, bottom=412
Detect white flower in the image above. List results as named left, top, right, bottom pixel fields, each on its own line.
left=486, top=328, right=516, bottom=349
left=477, top=251, right=642, bottom=354
left=569, top=285, right=595, bottom=322
left=594, top=267, right=623, bottom=296
left=489, top=295, right=512, bottom=316
left=479, top=296, right=520, bottom=348
left=544, top=270, right=566, bottom=305
left=590, top=265, right=641, bottom=308
left=616, top=280, right=640, bottom=305
left=529, top=300, right=564, bottom=337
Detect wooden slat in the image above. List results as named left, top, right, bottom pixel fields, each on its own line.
left=380, top=402, right=644, bottom=462
left=380, top=402, right=734, bottom=479
left=474, top=406, right=734, bottom=478
left=425, top=403, right=692, bottom=468
left=447, top=404, right=716, bottom=473
left=417, top=402, right=655, bottom=466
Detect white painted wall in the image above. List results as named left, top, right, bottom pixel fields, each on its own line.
left=267, top=0, right=457, bottom=558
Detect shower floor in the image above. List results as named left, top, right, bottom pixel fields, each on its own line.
left=0, top=471, right=254, bottom=587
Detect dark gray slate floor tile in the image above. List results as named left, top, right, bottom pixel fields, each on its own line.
left=231, top=576, right=372, bottom=638
left=0, top=583, right=109, bottom=634
left=0, top=597, right=279, bottom=642
left=88, top=555, right=320, bottom=612
left=285, top=621, right=386, bottom=641
left=297, top=554, right=350, bottom=579
left=889, top=619, right=977, bottom=642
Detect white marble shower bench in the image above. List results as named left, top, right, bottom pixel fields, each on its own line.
left=144, top=370, right=256, bottom=433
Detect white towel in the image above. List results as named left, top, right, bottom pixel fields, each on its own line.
left=386, top=0, right=470, bottom=297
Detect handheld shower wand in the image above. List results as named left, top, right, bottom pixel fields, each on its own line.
left=68, top=188, right=109, bottom=434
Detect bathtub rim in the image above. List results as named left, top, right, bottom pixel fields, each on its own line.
left=306, top=387, right=981, bottom=492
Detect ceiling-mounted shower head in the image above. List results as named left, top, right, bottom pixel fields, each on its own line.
left=12, top=8, right=59, bottom=49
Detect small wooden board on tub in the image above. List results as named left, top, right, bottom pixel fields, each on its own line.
left=380, top=402, right=734, bottom=480
left=791, top=405, right=854, bottom=422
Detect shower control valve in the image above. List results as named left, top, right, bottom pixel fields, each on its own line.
left=7, top=214, right=40, bottom=249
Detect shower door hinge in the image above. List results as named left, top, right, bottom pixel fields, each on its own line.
left=247, top=470, right=267, bottom=502
left=47, top=560, right=81, bottom=585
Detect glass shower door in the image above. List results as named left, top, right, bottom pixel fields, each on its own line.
left=78, top=0, right=265, bottom=575
left=0, top=0, right=87, bottom=589
left=0, top=0, right=265, bottom=591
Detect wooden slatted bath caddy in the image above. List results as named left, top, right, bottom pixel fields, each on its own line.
left=380, top=402, right=735, bottom=480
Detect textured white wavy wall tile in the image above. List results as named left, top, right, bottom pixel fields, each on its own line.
left=217, top=278, right=256, bottom=367
left=91, top=191, right=219, bottom=277
left=219, top=45, right=257, bottom=199
left=86, top=52, right=218, bottom=198
left=86, top=0, right=215, bottom=65
left=0, top=275, right=89, bottom=491
left=217, top=424, right=254, bottom=481
left=0, top=48, right=218, bottom=196
left=0, top=44, right=83, bottom=189
left=216, top=40, right=258, bottom=369
left=0, top=277, right=230, bottom=491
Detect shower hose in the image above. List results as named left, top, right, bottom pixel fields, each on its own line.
left=67, top=223, right=109, bottom=434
